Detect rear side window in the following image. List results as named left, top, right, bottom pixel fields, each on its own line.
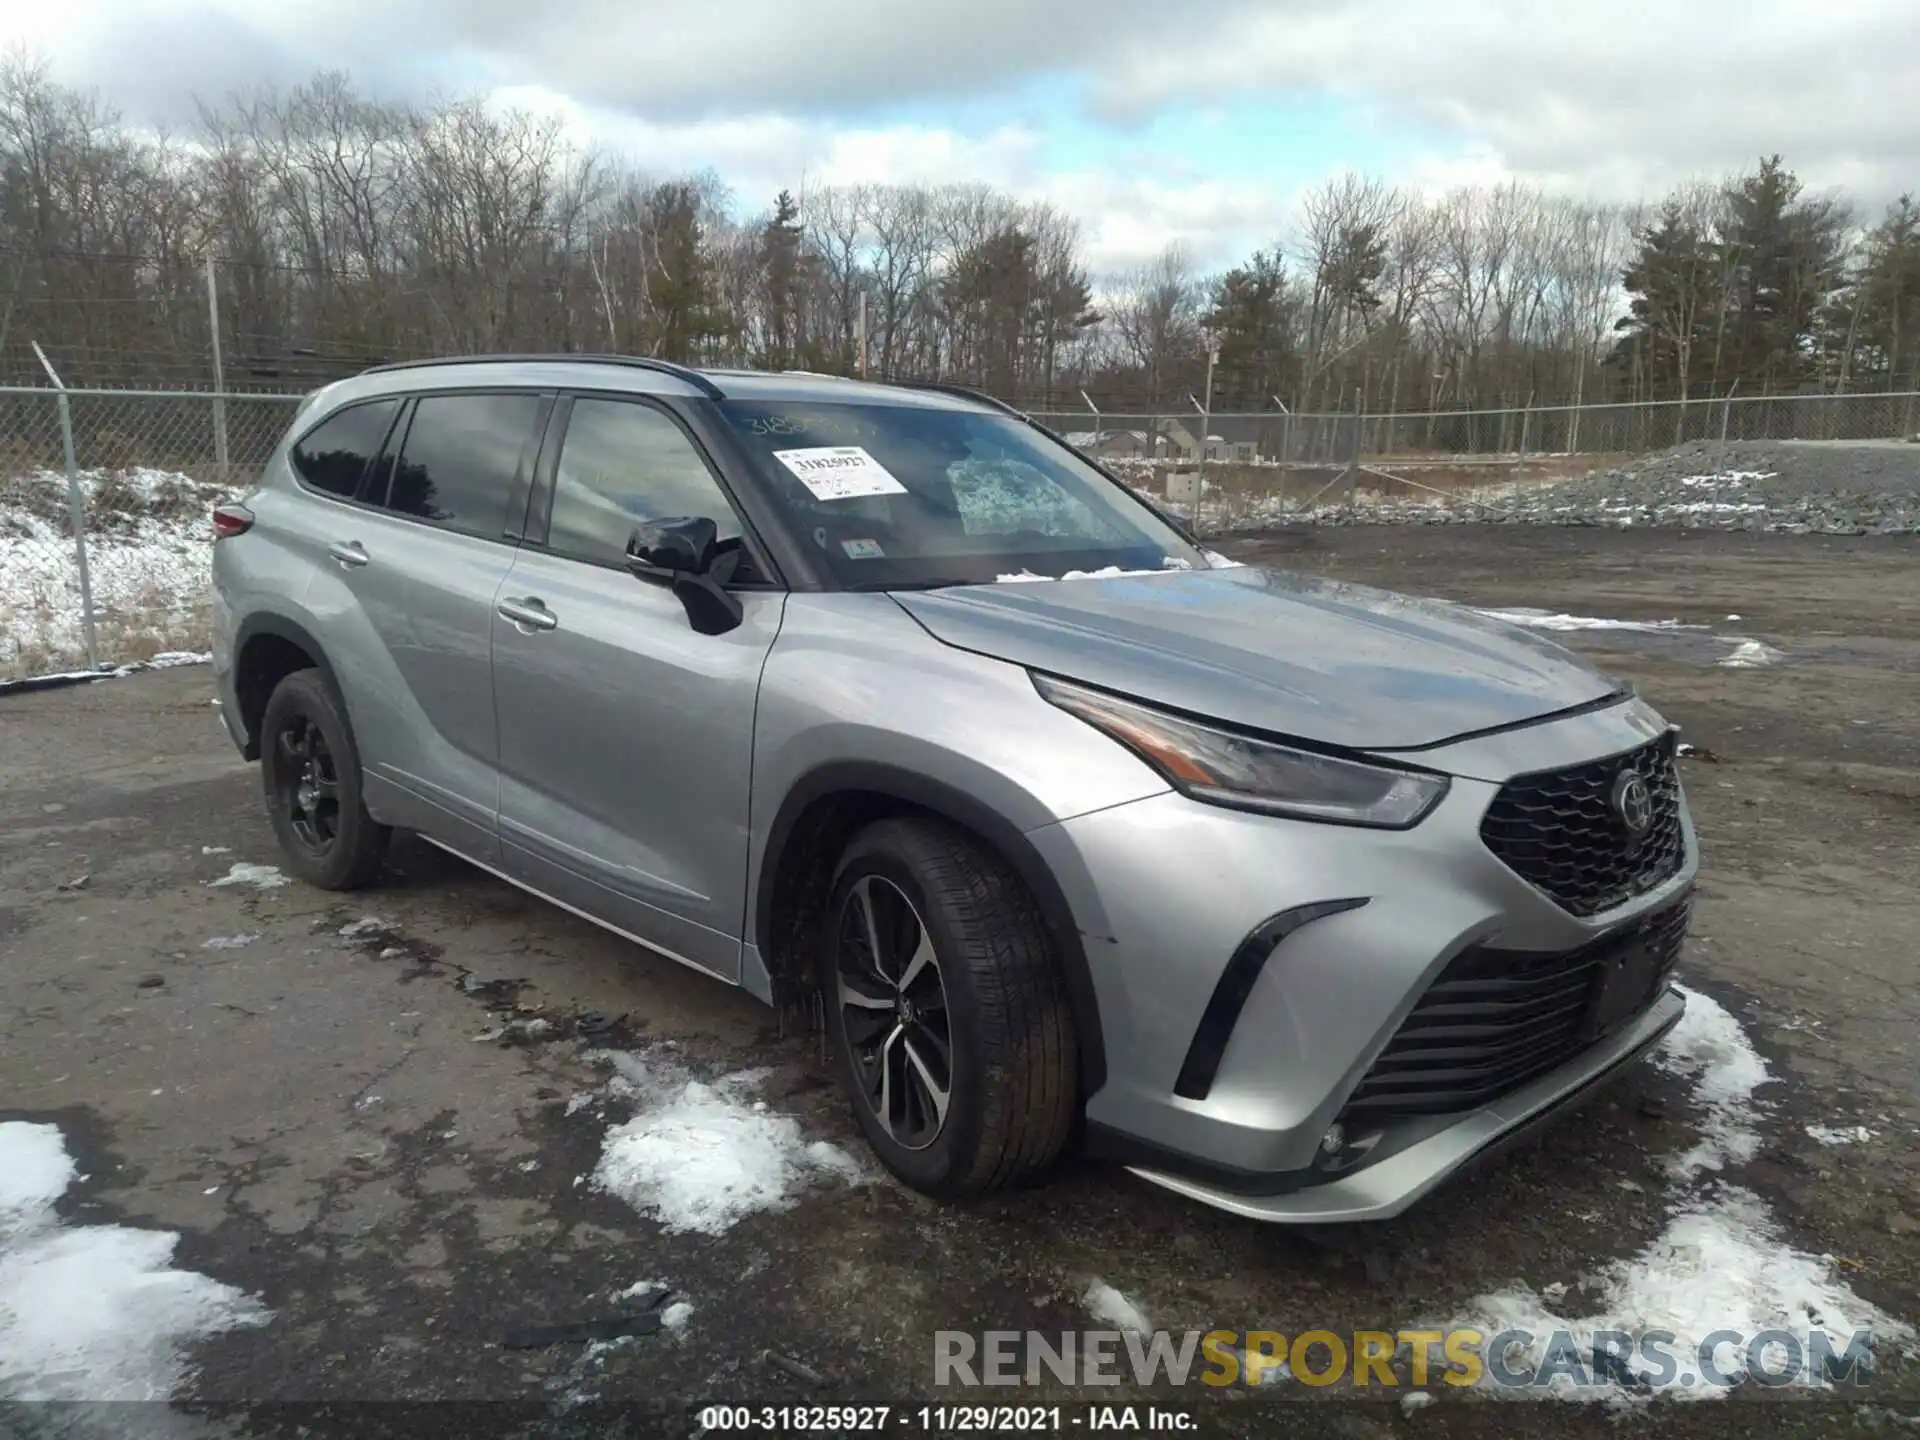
left=290, top=399, right=399, bottom=498
left=383, top=393, right=542, bottom=539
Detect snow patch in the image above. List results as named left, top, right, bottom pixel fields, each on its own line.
left=1476, top=608, right=1701, bottom=634
left=199, top=934, right=258, bottom=951
left=661, top=1300, right=695, bottom=1335
left=1677, top=471, right=1776, bottom=488
left=1, top=467, right=237, bottom=675
left=1450, top=983, right=1912, bottom=1402
left=0, top=1120, right=267, bottom=1400
left=1651, top=983, right=1772, bottom=1179
left=1805, top=1124, right=1876, bottom=1147
left=1718, top=639, right=1785, bottom=668
left=338, top=917, right=394, bottom=940
left=1081, top=1280, right=1150, bottom=1335
left=591, top=1058, right=863, bottom=1236
left=206, top=863, right=288, bottom=891
left=1453, top=1188, right=1912, bottom=1402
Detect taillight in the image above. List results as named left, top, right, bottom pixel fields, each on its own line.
left=212, top=504, right=254, bottom=539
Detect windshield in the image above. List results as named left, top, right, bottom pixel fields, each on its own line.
left=716, top=400, right=1206, bottom=588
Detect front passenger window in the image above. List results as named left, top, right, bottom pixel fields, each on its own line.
left=547, top=399, right=744, bottom=569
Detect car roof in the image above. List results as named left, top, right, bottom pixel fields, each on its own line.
left=314, top=354, right=1007, bottom=415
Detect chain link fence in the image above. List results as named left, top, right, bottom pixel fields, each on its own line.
left=4, top=381, right=1918, bottom=680
left=1, top=386, right=305, bottom=680
left=1035, top=390, right=1920, bottom=530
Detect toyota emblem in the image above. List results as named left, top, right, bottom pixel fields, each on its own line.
left=1612, top=768, right=1655, bottom=838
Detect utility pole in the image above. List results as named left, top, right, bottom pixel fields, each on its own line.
left=33, top=341, right=98, bottom=670
left=206, top=256, right=230, bottom=485
left=1079, top=389, right=1101, bottom=454
left=855, top=292, right=868, bottom=379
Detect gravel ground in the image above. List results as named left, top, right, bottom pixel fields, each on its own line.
left=1, top=529, right=1917, bottom=1434
left=1189, top=440, right=1920, bottom=536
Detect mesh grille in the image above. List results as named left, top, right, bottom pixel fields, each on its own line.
left=1480, top=732, right=1685, bottom=918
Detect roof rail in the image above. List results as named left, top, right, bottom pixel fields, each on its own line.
left=357, top=353, right=726, bottom=400
left=887, top=379, right=1027, bottom=417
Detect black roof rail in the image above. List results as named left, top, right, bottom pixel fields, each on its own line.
left=356, top=353, right=726, bottom=400
left=887, top=379, right=1027, bottom=417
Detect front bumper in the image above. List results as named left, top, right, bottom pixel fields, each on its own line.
left=1127, top=987, right=1683, bottom=1222
left=1025, top=697, right=1698, bottom=1223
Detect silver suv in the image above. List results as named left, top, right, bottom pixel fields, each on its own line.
left=211, top=356, right=1696, bottom=1222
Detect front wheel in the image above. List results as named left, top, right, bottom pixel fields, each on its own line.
left=259, top=668, right=389, bottom=890
left=822, top=817, right=1078, bottom=1196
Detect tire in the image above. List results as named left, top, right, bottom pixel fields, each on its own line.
left=821, top=816, right=1078, bottom=1196
left=259, top=668, right=389, bottom=890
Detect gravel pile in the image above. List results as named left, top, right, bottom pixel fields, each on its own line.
left=1194, top=440, right=1920, bottom=535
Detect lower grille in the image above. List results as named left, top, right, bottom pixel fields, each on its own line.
left=1337, top=896, right=1690, bottom=1121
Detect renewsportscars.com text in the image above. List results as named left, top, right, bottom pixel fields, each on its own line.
left=934, top=1327, right=1881, bottom=1393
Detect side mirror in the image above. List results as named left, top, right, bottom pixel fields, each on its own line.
left=626, top=516, right=717, bottom=575
left=625, top=517, right=744, bottom=637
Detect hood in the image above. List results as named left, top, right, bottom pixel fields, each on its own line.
left=891, top=567, right=1624, bottom=752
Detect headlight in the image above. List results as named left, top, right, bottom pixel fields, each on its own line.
left=1035, top=674, right=1449, bottom=828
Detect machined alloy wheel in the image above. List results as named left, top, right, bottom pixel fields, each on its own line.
left=821, top=817, right=1078, bottom=1197
left=835, top=875, right=953, bottom=1151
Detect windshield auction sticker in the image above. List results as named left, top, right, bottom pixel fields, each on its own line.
left=772, top=446, right=909, bottom=501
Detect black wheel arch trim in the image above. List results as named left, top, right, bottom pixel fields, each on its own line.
left=755, top=760, right=1107, bottom=1093
left=230, top=613, right=349, bottom=761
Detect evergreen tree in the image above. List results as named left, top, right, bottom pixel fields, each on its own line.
left=759, top=189, right=803, bottom=369
left=1204, top=250, right=1299, bottom=410
left=1851, top=196, right=1920, bottom=391
left=1612, top=200, right=1721, bottom=400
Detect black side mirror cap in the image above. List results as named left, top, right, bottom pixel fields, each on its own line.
left=625, top=516, right=744, bottom=635
left=626, top=516, right=717, bottom=576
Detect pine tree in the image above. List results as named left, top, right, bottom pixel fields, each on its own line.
left=1204, top=250, right=1299, bottom=410
left=1611, top=201, right=1720, bottom=400
left=1852, top=196, right=1920, bottom=392
left=759, top=189, right=803, bottom=370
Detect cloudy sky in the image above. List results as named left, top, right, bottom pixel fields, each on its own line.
left=11, top=0, right=1917, bottom=271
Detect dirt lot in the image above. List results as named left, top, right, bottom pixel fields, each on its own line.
left=2, top=526, right=1917, bottom=1438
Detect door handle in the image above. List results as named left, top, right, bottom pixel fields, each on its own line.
left=327, top=540, right=370, bottom=568
left=496, top=596, right=559, bottom=632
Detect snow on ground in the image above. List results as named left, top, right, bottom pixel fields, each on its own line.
left=1, top=467, right=227, bottom=677
left=1081, top=1280, right=1151, bottom=1335
left=587, top=1050, right=864, bottom=1237
left=1450, top=982, right=1914, bottom=1401
left=1719, top=639, right=1785, bottom=668
left=206, top=863, right=289, bottom=891
left=1650, top=983, right=1774, bottom=1180
left=1458, top=1188, right=1912, bottom=1402
left=200, top=934, right=258, bottom=950
left=1806, top=1125, right=1877, bottom=1146
left=1476, top=608, right=1702, bottom=635
left=0, top=1120, right=267, bottom=1400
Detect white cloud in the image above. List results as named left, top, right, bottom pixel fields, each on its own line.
left=18, top=0, right=1919, bottom=267
left=1090, top=0, right=1920, bottom=205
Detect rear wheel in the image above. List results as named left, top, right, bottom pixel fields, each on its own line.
left=260, top=668, right=388, bottom=890
left=822, top=817, right=1078, bottom=1196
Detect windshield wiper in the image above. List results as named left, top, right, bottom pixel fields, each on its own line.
left=844, top=577, right=979, bottom=592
